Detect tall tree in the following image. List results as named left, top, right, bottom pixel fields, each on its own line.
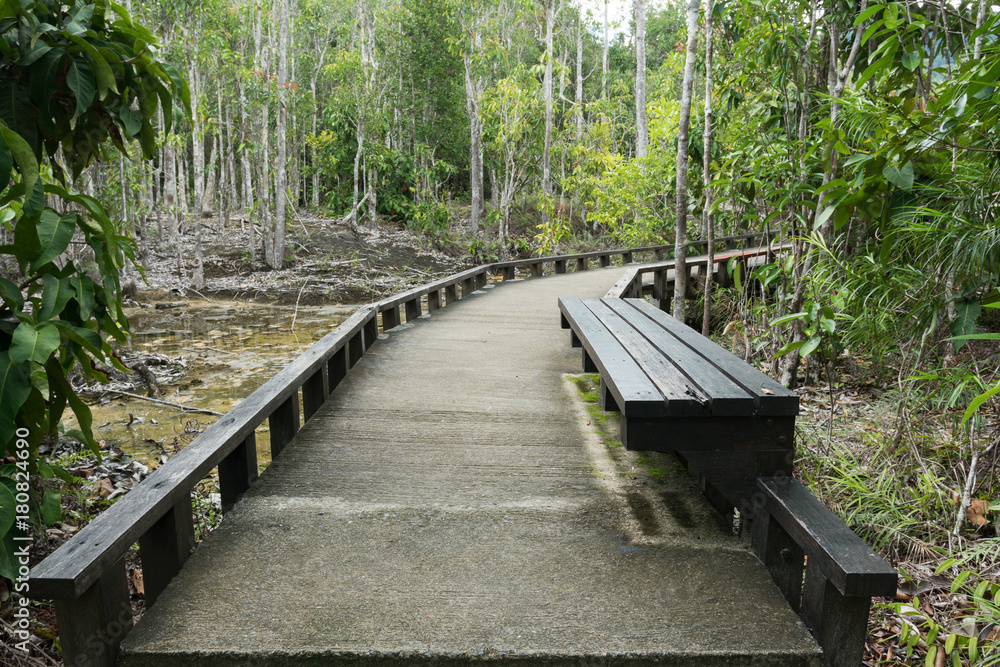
left=672, top=0, right=698, bottom=321
left=701, top=0, right=713, bottom=336
left=634, top=0, right=647, bottom=158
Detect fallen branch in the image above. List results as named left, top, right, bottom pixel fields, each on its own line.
left=102, top=390, right=225, bottom=416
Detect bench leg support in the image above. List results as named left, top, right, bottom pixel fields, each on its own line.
left=801, top=565, right=872, bottom=667
left=55, top=557, right=133, bottom=667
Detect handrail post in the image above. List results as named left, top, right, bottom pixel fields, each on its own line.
left=474, top=272, right=487, bottom=289
left=445, top=283, right=459, bottom=303
left=54, top=557, right=132, bottom=667
left=554, top=259, right=566, bottom=274
left=427, top=289, right=441, bottom=312
left=404, top=297, right=422, bottom=322
left=138, top=496, right=196, bottom=605
left=328, top=346, right=348, bottom=391
left=219, top=433, right=258, bottom=512
left=801, top=563, right=873, bottom=667
left=576, top=257, right=588, bottom=271
left=461, top=276, right=475, bottom=297
left=623, top=251, right=633, bottom=264
left=530, top=263, right=543, bottom=277
left=269, top=391, right=300, bottom=457
left=599, top=255, right=610, bottom=268
left=381, top=305, right=401, bottom=331
left=302, top=365, right=328, bottom=421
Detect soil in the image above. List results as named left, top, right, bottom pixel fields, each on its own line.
left=130, top=214, right=472, bottom=306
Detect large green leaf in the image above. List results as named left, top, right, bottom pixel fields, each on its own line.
left=67, top=34, right=117, bottom=99
left=0, top=350, right=30, bottom=443
left=38, top=274, right=74, bottom=321
left=949, top=299, right=982, bottom=352
left=66, top=55, right=96, bottom=118
left=882, top=161, right=914, bottom=191
left=0, top=277, right=23, bottom=312
left=0, top=128, right=11, bottom=192
left=39, top=489, right=60, bottom=525
left=963, top=383, right=1000, bottom=425
left=9, top=322, right=60, bottom=364
left=31, top=209, right=75, bottom=271
left=0, top=482, right=14, bottom=536
left=0, top=124, right=38, bottom=194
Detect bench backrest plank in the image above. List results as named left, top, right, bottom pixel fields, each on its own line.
left=558, top=297, right=664, bottom=418
left=623, top=299, right=798, bottom=416
left=602, top=299, right=756, bottom=417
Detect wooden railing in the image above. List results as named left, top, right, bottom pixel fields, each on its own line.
left=28, top=230, right=778, bottom=666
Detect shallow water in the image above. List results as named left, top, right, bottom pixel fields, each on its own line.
left=79, top=300, right=360, bottom=469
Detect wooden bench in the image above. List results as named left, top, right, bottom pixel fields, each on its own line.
left=558, top=296, right=896, bottom=667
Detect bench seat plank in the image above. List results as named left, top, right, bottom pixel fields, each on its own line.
left=583, top=300, right=709, bottom=417
left=758, top=478, right=897, bottom=598
left=602, top=299, right=755, bottom=416
left=558, top=297, right=664, bottom=418
left=622, top=298, right=798, bottom=416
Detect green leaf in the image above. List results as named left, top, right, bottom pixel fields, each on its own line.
left=854, top=4, right=883, bottom=26
left=38, top=274, right=74, bottom=321
left=773, top=339, right=807, bottom=358
left=0, top=123, right=38, bottom=193
left=0, top=482, right=13, bottom=536
left=951, top=571, right=972, bottom=593
left=770, top=312, right=807, bottom=327
left=949, top=299, right=981, bottom=351
left=66, top=56, right=96, bottom=118
left=882, top=161, right=914, bottom=191
left=31, top=209, right=75, bottom=271
left=0, top=350, right=31, bottom=442
left=40, top=489, right=60, bottom=525
left=55, top=323, right=103, bottom=356
left=9, top=322, right=60, bottom=364
left=0, top=524, right=15, bottom=580
left=962, top=383, right=1000, bottom=425
left=800, top=336, right=821, bottom=357
left=0, top=277, right=23, bottom=312
left=68, top=34, right=118, bottom=99
left=901, top=51, right=920, bottom=71
left=0, top=129, right=10, bottom=193
left=119, top=106, right=142, bottom=137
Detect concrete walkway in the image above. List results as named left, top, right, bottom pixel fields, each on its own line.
left=122, top=268, right=821, bottom=666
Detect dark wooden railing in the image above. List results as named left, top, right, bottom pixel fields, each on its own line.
left=28, top=231, right=778, bottom=666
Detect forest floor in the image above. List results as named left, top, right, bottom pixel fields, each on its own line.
left=129, top=212, right=474, bottom=306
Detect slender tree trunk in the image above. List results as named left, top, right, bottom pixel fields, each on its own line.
left=701, top=0, right=714, bottom=336
left=974, top=0, right=987, bottom=58
left=634, top=0, right=648, bottom=158
left=673, top=0, right=699, bottom=322
left=542, top=0, right=555, bottom=201
left=575, top=13, right=584, bottom=142
left=602, top=0, right=609, bottom=98
left=270, top=0, right=291, bottom=269
left=352, top=118, right=365, bottom=229
left=463, top=51, right=483, bottom=233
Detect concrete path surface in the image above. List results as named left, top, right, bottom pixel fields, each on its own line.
left=121, top=268, right=821, bottom=666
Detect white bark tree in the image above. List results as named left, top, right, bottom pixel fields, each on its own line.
left=634, top=0, right=647, bottom=158
left=672, top=0, right=699, bottom=321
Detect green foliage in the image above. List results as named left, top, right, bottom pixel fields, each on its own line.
left=0, top=0, right=183, bottom=564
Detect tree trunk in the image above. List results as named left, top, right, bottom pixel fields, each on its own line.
left=270, top=0, right=291, bottom=269
left=352, top=117, right=365, bottom=229
left=602, top=0, right=609, bottom=98
left=701, top=0, right=714, bottom=337
left=575, top=13, right=584, bottom=142
left=634, top=0, right=648, bottom=158
left=463, top=42, right=484, bottom=233
left=542, top=0, right=555, bottom=198
left=673, top=0, right=699, bottom=322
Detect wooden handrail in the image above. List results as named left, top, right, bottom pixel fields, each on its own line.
left=28, top=230, right=780, bottom=667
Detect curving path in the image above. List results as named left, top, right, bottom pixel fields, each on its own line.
left=121, top=267, right=821, bottom=666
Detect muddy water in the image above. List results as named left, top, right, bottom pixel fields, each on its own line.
left=82, top=300, right=360, bottom=468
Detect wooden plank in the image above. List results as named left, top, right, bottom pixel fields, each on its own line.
left=554, top=259, right=567, bottom=274
left=599, top=255, right=610, bottom=268
left=530, top=263, right=543, bottom=277
left=348, top=331, right=363, bottom=367
left=461, top=277, right=475, bottom=297
left=558, top=297, right=663, bottom=418
left=475, top=272, right=487, bottom=289
left=605, top=268, right=639, bottom=299
left=758, top=478, right=897, bottom=598
left=427, top=289, right=441, bottom=312
left=328, top=346, right=347, bottom=391
left=602, top=299, right=755, bottom=416
left=576, top=257, right=588, bottom=271
left=623, top=299, right=798, bottom=416
left=29, top=308, right=374, bottom=601
left=138, top=496, right=195, bottom=606
left=445, top=283, right=458, bottom=303
left=622, top=416, right=793, bottom=451
left=583, top=300, right=707, bottom=417
left=677, top=449, right=793, bottom=515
